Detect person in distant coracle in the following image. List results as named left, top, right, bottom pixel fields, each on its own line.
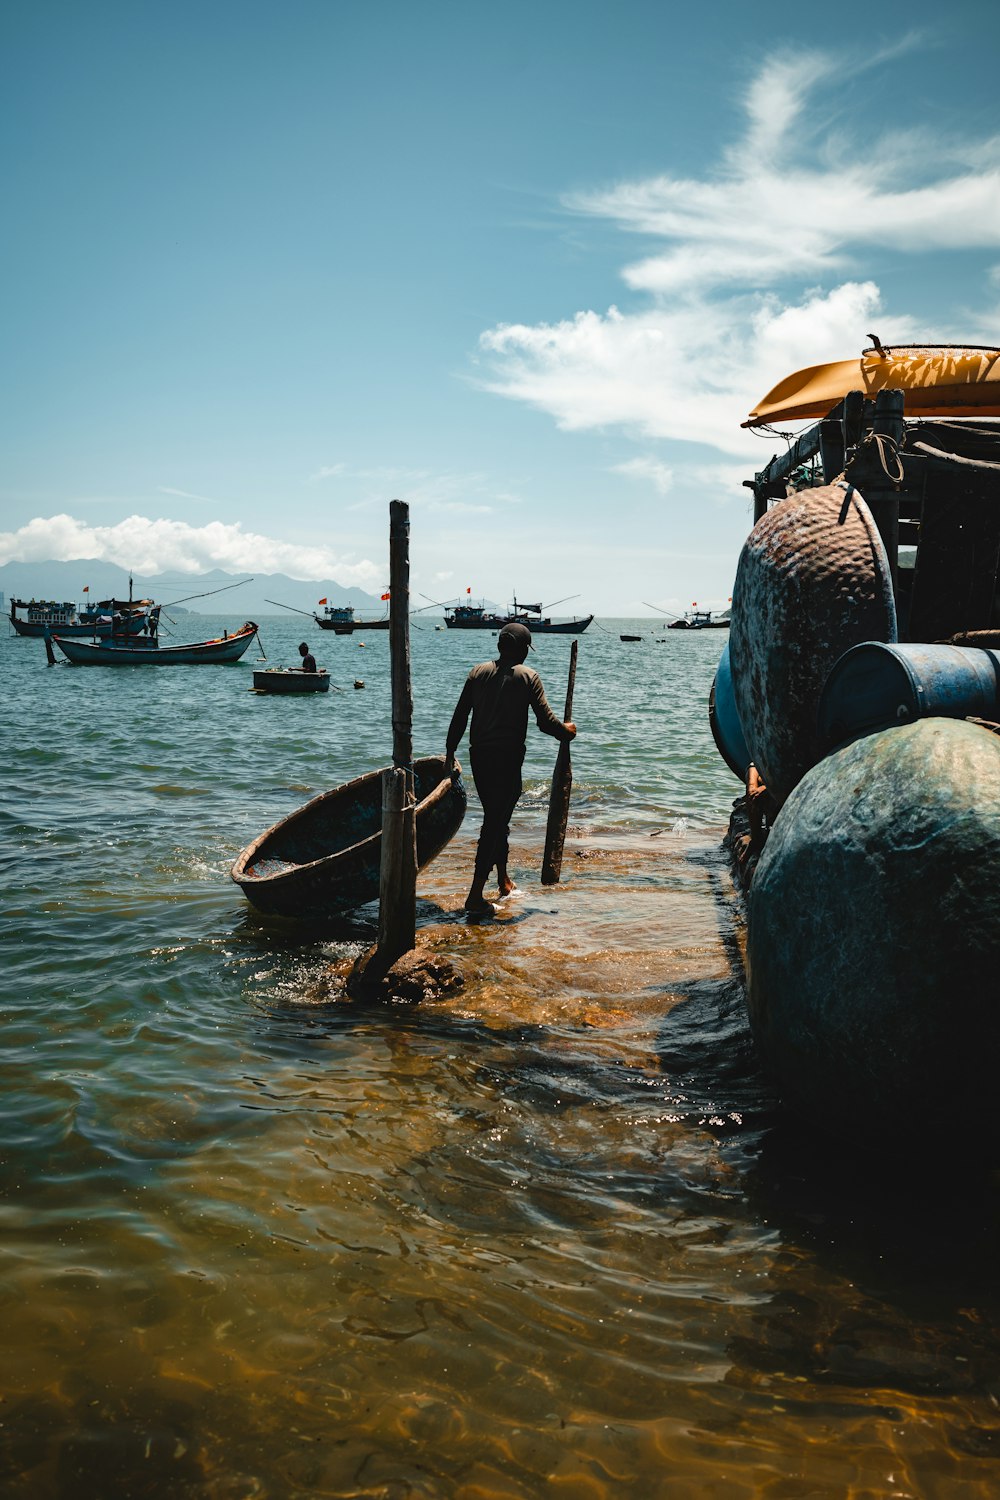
left=445, top=622, right=576, bottom=914
left=298, top=642, right=318, bottom=673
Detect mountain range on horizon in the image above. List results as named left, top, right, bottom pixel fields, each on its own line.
left=0, top=561, right=514, bottom=620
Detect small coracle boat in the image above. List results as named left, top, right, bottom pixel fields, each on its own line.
left=51, top=621, right=259, bottom=665
left=252, top=668, right=330, bottom=694
left=231, top=755, right=468, bottom=922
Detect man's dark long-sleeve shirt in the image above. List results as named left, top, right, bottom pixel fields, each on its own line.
left=446, top=660, right=571, bottom=755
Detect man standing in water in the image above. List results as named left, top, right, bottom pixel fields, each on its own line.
left=445, top=622, right=576, bottom=914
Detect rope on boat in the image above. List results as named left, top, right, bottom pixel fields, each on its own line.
left=857, top=428, right=906, bottom=488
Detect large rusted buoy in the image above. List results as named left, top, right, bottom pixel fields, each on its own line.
left=746, top=717, right=1000, bottom=1156
left=729, top=482, right=896, bottom=805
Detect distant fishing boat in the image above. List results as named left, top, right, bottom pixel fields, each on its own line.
left=252, top=668, right=330, bottom=694
left=9, top=595, right=157, bottom=638
left=316, top=604, right=390, bottom=633
left=231, top=755, right=467, bottom=922
left=444, top=595, right=594, bottom=634
left=50, top=620, right=259, bottom=666
left=667, top=607, right=731, bottom=630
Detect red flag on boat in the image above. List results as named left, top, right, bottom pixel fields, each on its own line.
left=317, top=597, right=327, bottom=604
left=381, top=591, right=390, bottom=600
left=83, top=585, right=89, bottom=593
left=466, top=587, right=471, bottom=594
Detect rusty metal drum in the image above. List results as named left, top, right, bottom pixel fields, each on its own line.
left=729, top=482, right=897, bottom=805
left=746, top=718, right=1000, bottom=1156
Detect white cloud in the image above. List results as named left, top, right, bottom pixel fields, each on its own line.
left=612, top=457, right=674, bottom=495
left=477, top=45, right=1000, bottom=461
left=0, top=514, right=382, bottom=585
left=308, top=463, right=348, bottom=482
left=480, top=281, right=907, bottom=458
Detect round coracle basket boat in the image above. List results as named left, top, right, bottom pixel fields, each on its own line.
left=231, top=755, right=467, bottom=922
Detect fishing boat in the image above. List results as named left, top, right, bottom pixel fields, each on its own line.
left=231, top=755, right=467, bottom=921
left=711, top=340, right=1000, bottom=1156
left=252, top=668, right=330, bottom=694
left=50, top=620, right=259, bottom=665
left=667, top=607, right=730, bottom=630
left=316, top=604, right=390, bottom=633
left=9, top=595, right=157, bottom=638
left=444, top=595, right=594, bottom=634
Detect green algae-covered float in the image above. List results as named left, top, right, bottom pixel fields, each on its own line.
left=713, top=341, right=1000, bottom=1154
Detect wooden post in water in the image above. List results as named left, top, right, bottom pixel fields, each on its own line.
left=541, top=640, right=578, bottom=886
left=389, top=499, right=413, bottom=771
left=373, top=500, right=416, bottom=973
left=848, top=388, right=904, bottom=603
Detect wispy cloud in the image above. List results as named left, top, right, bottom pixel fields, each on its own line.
left=159, top=486, right=230, bottom=504
left=611, top=457, right=674, bottom=495
left=477, top=44, right=1000, bottom=463
left=0, top=514, right=381, bottom=585
left=321, top=465, right=499, bottom=515
left=307, top=463, right=348, bottom=482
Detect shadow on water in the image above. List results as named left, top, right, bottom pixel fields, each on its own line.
left=728, top=1118, right=1000, bottom=1411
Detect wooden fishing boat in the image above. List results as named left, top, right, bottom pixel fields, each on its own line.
left=252, top=668, right=330, bottom=694
left=51, top=620, right=259, bottom=665
left=10, top=595, right=157, bottom=638
left=315, top=604, right=390, bottom=633
left=445, top=596, right=594, bottom=634
left=231, top=755, right=467, bottom=921
left=667, top=608, right=730, bottom=630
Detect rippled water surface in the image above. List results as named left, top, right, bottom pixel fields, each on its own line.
left=3, top=614, right=1000, bottom=1498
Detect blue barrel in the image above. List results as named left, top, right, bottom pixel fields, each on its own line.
left=709, top=641, right=751, bottom=780
left=818, top=642, right=1000, bottom=751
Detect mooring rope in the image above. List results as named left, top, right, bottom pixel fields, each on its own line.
left=857, top=429, right=906, bottom=488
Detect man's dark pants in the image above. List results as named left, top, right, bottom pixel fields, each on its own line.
left=470, top=745, right=524, bottom=883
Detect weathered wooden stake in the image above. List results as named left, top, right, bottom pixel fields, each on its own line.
left=373, top=499, right=416, bottom=972
left=849, top=388, right=904, bottom=602
left=541, top=639, right=578, bottom=885
left=389, top=499, right=413, bottom=770
left=375, top=764, right=416, bottom=971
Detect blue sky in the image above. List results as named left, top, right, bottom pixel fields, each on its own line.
left=4, top=0, right=1000, bottom=613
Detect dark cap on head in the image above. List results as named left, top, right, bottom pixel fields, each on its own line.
left=497, top=622, right=533, bottom=653
left=299, top=642, right=309, bottom=652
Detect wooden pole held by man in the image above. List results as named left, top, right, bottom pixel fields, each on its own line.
left=541, top=640, right=578, bottom=885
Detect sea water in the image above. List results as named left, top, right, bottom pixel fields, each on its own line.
left=2, top=614, right=999, bottom=1498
